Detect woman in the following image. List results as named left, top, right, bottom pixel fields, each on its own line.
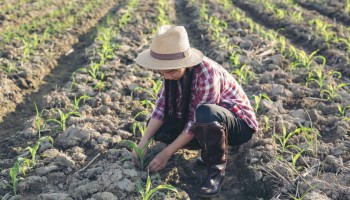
left=134, top=25, right=258, bottom=198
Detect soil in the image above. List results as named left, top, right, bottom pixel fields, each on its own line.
left=0, top=0, right=349, bottom=200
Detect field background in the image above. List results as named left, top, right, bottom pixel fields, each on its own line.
left=0, top=0, right=349, bottom=199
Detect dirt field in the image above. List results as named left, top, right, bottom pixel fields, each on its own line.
left=0, top=0, right=349, bottom=199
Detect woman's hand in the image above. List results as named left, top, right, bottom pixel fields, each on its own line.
left=148, top=149, right=172, bottom=172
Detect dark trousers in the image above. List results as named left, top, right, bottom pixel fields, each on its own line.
left=153, top=104, right=255, bottom=148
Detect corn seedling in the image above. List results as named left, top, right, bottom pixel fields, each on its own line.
left=320, top=83, right=347, bottom=101
left=122, top=139, right=153, bottom=171
left=137, top=172, right=178, bottom=200
left=0, top=60, right=18, bottom=75
left=252, top=93, right=271, bottom=112
left=291, top=50, right=326, bottom=70
left=47, top=109, right=82, bottom=131
left=290, top=11, right=303, bottom=23
left=73, top=94, right=90, bottom=110
left=231, top=64, right=255, bottom=85
left=34, top=102, right=46, bottom=138
left=337, top=105, right=350, bottom=117
left=9, top=160, right=20, bottom=195
left=345, top=0, right=350, bottom=13
left=273, top=121, right=299, bottom=153
left=296, top=124, right=320, bottom=156
left=199, top=1, right=209, bottom=22
left=291, top=149, right=305, bottom=171
left=306, top=67, right=340, bottom=89
left=25, top=136, right=53, bottom=168
left=335, top=37, right=350, bottom=53
left=132, top=111, right=149, bottom=136
left=263, top=115, right=271, bottom=132
left=132, top=79, right=162, bottom=109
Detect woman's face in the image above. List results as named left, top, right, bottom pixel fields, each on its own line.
left=158, top=68, right=186, bottom=80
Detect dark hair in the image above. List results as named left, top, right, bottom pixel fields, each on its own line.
left=164, top=66, right=196, bottom=132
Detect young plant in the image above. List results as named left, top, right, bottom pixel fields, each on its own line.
left=338, top=104, right=350, bottom=116
left=132, top=79, right=162, bottom=109
left=252, top=93, right=271, bottom=112
left=273, top=121, right=299, bottom=153
left=9, top=160, right=20, bottom=195
left=137, top=172, right=178, bottom=200
left=231, top=65, right=255, bottom=85
left=320, top=83, right=347, bottom=101
left=25, top=136, right=53, bottom=168
left=122, top=139, right=153, bottom=171
left=306, top=67, right=341, bottom=89
left=73, top=94, right=90, bottom=110
left=34, top=102, right=45, bottom=138
left=47, top=108, right=82, bottom=131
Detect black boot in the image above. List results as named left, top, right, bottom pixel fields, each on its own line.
left=190, top=121, right=228, bottom=198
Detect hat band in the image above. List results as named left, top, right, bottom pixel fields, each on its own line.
left=150, top=48, right=189, bottom=60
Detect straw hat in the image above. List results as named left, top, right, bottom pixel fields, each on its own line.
left=135, top=25, right=203, bottom=70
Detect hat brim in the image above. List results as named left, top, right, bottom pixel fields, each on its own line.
left=135, top=48, right=204, bottom=70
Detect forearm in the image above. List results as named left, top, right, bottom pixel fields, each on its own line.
left=163, top=132, right=195, bottom=157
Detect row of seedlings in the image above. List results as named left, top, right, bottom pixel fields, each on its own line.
left=295, top=0, right=350, bottom=25
left=0, top=0, right=70, bottom=32
left=187, top=0, right=350, bottom=199
left=233, top=0, right=350, bottom=77
left=0, top=0, right=181, bottom=199
left=0, top=0, right=121, bottom=122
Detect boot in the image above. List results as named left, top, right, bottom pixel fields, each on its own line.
left=190, top=121, right=228, bottom=198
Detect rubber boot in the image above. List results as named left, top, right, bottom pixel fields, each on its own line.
left=190, top=121, right=228, bottom=198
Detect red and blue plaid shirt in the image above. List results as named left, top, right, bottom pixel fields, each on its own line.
left=151, top=57, right=258, bottom=133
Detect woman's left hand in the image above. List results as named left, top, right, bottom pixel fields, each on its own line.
left=148, top=150, right=171, bottom=172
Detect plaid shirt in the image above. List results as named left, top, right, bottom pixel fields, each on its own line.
left=151, top=56, right=258, bottom=133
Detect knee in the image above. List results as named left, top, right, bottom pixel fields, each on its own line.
left=195, top=104, right=218, bottom=123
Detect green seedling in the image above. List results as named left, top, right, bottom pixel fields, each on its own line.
left=132, top=111, right=149, bottom=136
left=306, top=67, right=341, bottom=90
left=34, top=102, right=45, bottom=138
left=273, top=120, right=298, bottom=153
left=290, top=11, right=303, bottom=23
left=252, top=93, right=271, bottom=112
left=122, top=139, right=153, bottom=171
left=231, top=64, right=255, bottom=85
left=132, top=79, right=162, bottom=109
left=137, top=172, right=178, bottom=200
left=47, top=109, right=82, bottom=131
left=73, top=94, right=90, bottom=110
left=338, top=105, right=350, bottom=116
left=25, top=136, right=53, bottom=168
left=263, top=115, right=271, bottom=133
left=320, top=83, right=347, bottom=101
left=295, top=124, right=320, bottom=156
left=9, top=160, right=20, bottom=195
left=291, top=149, right=305, bottom=171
